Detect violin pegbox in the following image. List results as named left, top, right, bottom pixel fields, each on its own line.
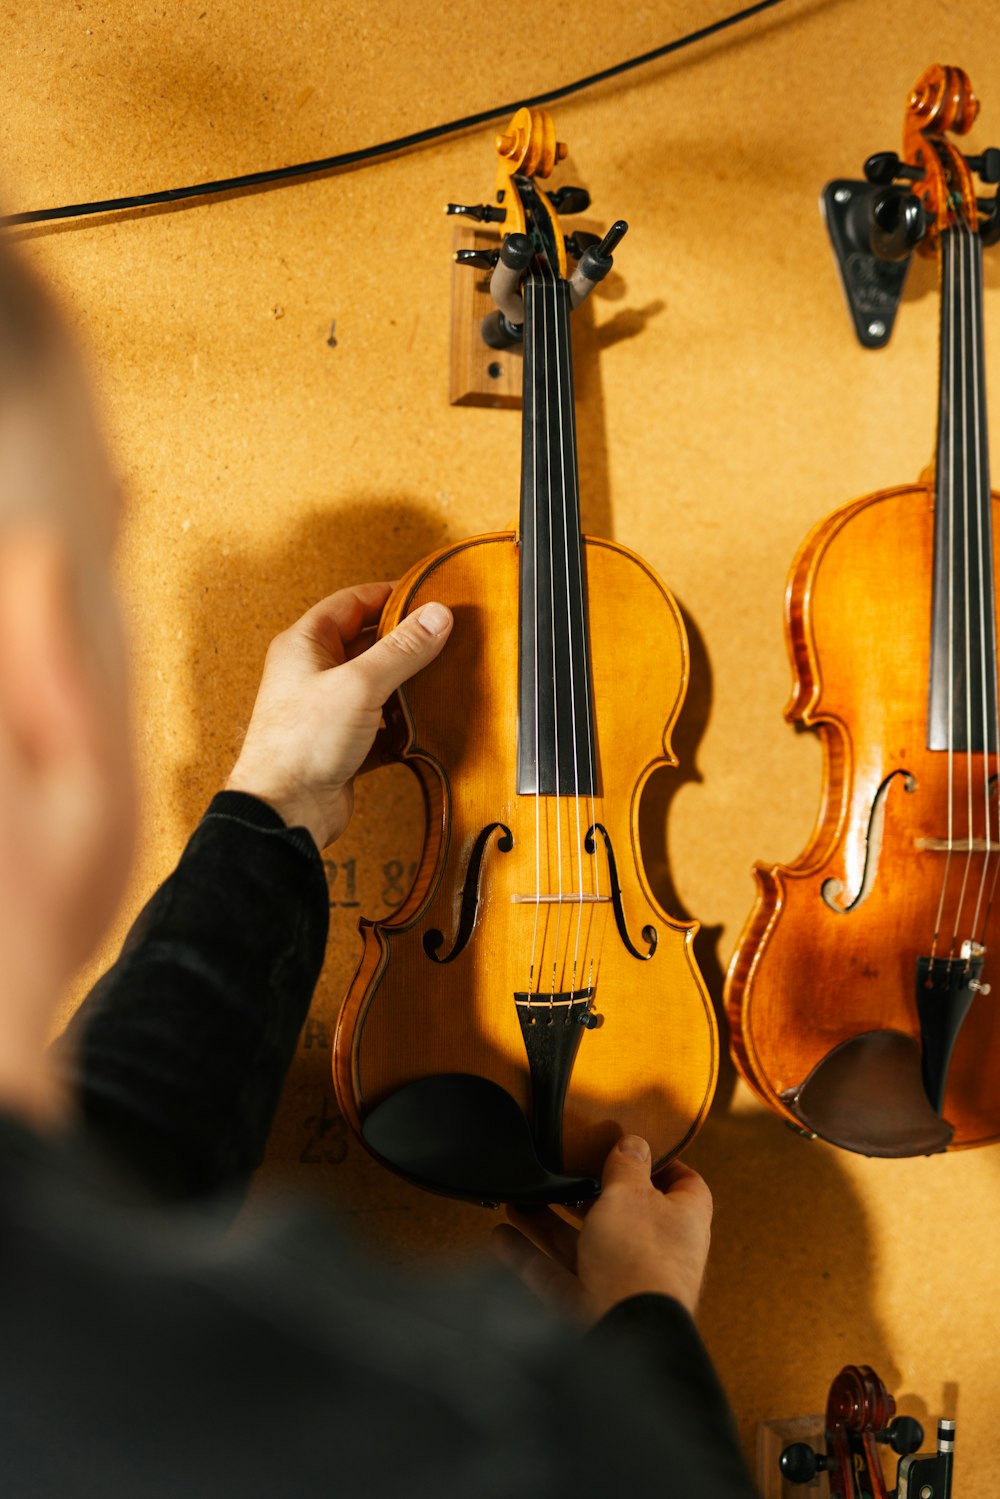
left=446, top=107, right=626, bottom=397
left=823, top=62, right=1000, bottom=349
left=775, top=1365, right=952, bottom=1499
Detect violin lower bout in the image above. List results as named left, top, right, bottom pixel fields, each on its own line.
left=333, top=530, right=718, bottom=1198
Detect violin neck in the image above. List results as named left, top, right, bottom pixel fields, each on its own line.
left=516, top=270, right=598, bottom=796
left=928, top=225, right=998, bottom=753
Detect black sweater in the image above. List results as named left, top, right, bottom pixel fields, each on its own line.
left=0, top=792, right=754, bottom=1497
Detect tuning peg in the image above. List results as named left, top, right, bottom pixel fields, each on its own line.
left=549, top=185, right=591, bottom=214
left=454, top=248, right=501, bottom=270
left=480, top=232, right=533, bottom=348
left=864, top=151, right=925, bottom=185
left=879, top=1415, right=924, bottom=1456
left=967, top=148, right=1000, bottom=184
left=567, top=220, right=628, bottom=311
left=779, top=1443, right=830, bottom=1484
left=979, top=198, right=1000, bottom=247
left=564, top=231, right=602, bottom=260
left=869, top=187, right=928, bottom=261
left=445, top=202, right=506, bottom=223
left=596, top=220, right=628, bottom=256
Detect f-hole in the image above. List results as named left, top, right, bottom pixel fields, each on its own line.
left=423, top=822, right=514, bottom=964
left=821, top=770, right=917, bottom=914
left=585, top=823, right=657, bottom=960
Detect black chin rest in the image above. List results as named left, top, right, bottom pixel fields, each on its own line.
left=783, top=1030, right=953, bottom=1157
left=361, top=1073, right=600, bottom=1205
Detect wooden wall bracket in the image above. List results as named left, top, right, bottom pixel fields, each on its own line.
left=449, top=225, right=522, bottom=408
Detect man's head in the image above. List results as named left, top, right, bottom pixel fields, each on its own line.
left=0, top=243, right=134, bottom=1119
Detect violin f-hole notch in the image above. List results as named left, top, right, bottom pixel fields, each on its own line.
left=821, top=769, right=917, bottom=914
left=422, top=821, right=514, bottom=964
left=585, top=823, right=657, bottom=960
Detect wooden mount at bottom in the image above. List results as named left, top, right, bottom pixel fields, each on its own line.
left=449, top=225, right=522, bottom=408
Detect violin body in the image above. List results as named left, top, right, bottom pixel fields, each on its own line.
left=727, top=481, right=1000, bottom=1150
left=334, top=531, right=718, bottom=1189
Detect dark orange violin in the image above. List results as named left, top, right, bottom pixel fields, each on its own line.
left=332, top=108, right=717, bottom=1204
left=779, top=1365, right=954, bottom=1499
left=726, top=66, right=1000, bottom=1155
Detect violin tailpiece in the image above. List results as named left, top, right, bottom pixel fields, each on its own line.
left=515, top=988, right=596, bottom=1172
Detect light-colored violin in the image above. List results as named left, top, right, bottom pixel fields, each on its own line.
left=333, top=108, right=717, bottom=1203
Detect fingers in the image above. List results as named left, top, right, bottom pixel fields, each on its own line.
left=599, top=1133, right=654, bottom=1193
left=270, top=584, right=395, bottom=672
left=344, top=601, right=453, bottom=706
left=504, top=1205, right=580, bottom=1273
left=491, top=1224, right=583, bottom=1317
left=652, top=1157, right=712, bottom=1204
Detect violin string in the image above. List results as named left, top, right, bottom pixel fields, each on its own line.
left=541, top=262, right=564, bottom=998
left=968, top=219, right=993, bottom=941
left=546, top=258, right=588, bottom=995
left=975, top=210, right=1000, bottom=945
left=528, top=274, right=542, bottom=997
left=951, top=220, right=976, bottom=958
left=556, top=249, right=603, bottom=990
left=932, top=228, right=957, bottom=961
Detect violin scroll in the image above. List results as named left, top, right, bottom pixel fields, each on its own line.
left=836, top=65, right=1000, bottom=274
left=901, top=63, right=980, bottom=240
left=907, top=63, right=979, bottom=142
left=778, top=1365, right=940, bottom=1499
left=495, top=106, right=567, bottom=180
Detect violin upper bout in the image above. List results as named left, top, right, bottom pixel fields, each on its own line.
left=784, top=552, right=824, bottom=725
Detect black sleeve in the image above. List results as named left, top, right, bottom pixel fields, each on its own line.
left=581, top=1294, right=755, bottom=1497
left=56, top=791, right=330, bottom=1204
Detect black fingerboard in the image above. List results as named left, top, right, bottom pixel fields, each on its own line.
left=928, top=225, right=998, bottom=754
left=516, top=264, right=598, bottom=797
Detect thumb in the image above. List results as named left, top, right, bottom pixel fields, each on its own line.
left=347, top=601, right=453, bottom=705
left=601, top=1134, right=653, bottom=1190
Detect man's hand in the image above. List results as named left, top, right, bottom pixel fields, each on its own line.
left=226, top=582, right=453, bottom=850
left=492, top=1137, right=712, bottom=1325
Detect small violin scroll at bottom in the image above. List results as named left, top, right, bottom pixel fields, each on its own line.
left=779, top=1365, right=954, bottom=1499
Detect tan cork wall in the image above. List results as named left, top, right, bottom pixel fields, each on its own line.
left=6, top=0, right=1000, bottom=1488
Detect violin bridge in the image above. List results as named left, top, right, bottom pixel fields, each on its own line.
left=917, top=836, right=994, bottom=851
left=515, top=989, right=596, bottom=1010
left=510, top=892, right=612, bottom=904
